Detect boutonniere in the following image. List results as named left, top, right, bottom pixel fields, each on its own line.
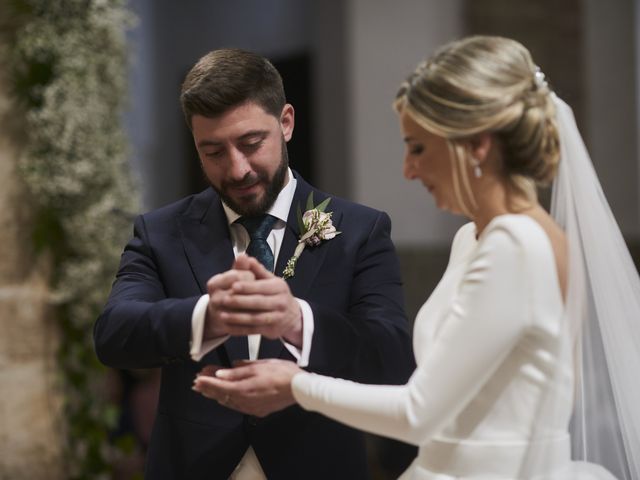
left=282, top=192, right=341, bottom=279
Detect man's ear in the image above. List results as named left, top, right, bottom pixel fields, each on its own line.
left=280, top=104, right=295, bottom=142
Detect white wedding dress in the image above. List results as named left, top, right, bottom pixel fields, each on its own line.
left=292, top=214, right=617, bottom=479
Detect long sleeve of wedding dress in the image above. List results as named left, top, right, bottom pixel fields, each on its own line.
left=293, top=216, right=544, bottom=445
left=291, top=215, right=594, bottom=479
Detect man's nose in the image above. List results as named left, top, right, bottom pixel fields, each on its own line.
left=227, top=147, right=251, bottom=180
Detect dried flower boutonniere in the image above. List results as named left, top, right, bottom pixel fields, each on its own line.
left=282, top=192, right=341, bottom=279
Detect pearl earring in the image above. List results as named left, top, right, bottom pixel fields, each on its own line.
left=470, top=157, right=482, bottom=178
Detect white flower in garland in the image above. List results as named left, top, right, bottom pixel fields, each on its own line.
left=282, top=192, right=341, bottom=279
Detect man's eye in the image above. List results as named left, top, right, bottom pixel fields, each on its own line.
left=243, top=140, right=264, bottom=151
left=204, top=150, right=223, bottom=158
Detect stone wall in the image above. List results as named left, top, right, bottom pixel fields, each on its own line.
left=464, top=0, right=585, bottom=124
left=0, top=75, right=64, bottom=479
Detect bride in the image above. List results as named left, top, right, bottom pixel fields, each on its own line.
left=193, top=36, right=640, bottom=479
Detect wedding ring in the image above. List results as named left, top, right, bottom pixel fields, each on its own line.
left=220, top=394, right=230, bottom=406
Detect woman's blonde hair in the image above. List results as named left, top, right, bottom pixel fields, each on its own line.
left=395, top=35, right=560, bottom=215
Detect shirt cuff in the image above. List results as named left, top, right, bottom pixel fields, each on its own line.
left=282, top=298, right=314, bottom=367
left=190, top=294, right=229, bottom=362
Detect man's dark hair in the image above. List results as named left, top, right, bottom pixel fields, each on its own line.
left=180, top=48, right=286, bottom=128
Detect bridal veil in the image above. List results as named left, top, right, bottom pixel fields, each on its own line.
left=547, top=94, right=640, bottom=479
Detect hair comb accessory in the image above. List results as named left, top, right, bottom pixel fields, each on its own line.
left=534, top=66, right=548, bottom=90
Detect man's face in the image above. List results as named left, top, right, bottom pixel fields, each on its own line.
left=192, top=101, right=294, bottom=216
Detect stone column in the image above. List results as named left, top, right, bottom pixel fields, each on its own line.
left=0, top=74, right=64, bottom=478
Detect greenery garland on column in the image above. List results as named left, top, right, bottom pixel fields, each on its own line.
left=2, top=0, right=140, bottom=477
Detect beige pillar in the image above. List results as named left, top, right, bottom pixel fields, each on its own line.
left=0, top=73, right=64, bottom=478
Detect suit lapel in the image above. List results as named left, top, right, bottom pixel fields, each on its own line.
left=275, top=175, right=341, bottom=297
left=259, top=175, right=341, bottom=360
left=178, top=189, right=249, bottom=362
left=179, top=192, right=234, bottom=293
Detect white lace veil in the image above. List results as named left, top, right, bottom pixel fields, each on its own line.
left=550, top=94, right=640, bottom=479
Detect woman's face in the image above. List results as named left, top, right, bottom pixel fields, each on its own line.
left=399, top=110, right=461, bottom=213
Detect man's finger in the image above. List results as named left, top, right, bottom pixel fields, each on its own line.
left=193, top=375, right=238, bottom=395
left=231, top=278, right=285, bottom=295
left=207, top=270, right=255, bottom=293
left=232, top=254, right=253, bottom=271
left=244, top=256, right=274, bottom=280
left=221, top=292, right=283, bottom=311
left=215, top=364, right=257, bottom=381
left=192, top=377, right=229, bottom=402
left=198, top=365, right=223, bottom=377
left=194, top=372, right=263, bottom=395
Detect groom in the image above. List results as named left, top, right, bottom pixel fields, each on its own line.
left=94, top=48, right=415, bottom=479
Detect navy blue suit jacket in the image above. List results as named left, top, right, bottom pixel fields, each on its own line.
left=95, top=174, right=415, bottom=479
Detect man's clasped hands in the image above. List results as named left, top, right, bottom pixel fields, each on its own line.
left=192, top=254, right=303, bottom=417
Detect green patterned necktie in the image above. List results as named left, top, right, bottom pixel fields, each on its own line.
left=236, top=214, right=277, bottom=271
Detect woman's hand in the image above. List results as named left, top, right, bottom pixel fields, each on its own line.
left=193, top=359, right=302, bottom=417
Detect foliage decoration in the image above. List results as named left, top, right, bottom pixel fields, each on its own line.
left=1, top=0, right=140, bottom=477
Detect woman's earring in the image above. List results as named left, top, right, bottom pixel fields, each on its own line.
left=470, top=157, right=482, bottom=178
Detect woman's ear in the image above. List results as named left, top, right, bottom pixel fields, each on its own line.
left=468, top=133, right=493, bottom=164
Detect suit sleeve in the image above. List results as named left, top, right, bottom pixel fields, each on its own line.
left=305, top=211, right=416, bottom=385
left=94, top=215, right=199, bottom=369
left=292, top=226, right=530, bottom=445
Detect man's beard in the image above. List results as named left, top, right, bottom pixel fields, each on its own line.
left=212, top=137, right=289, bottom=217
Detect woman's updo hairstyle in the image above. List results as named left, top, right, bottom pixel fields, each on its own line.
left=395, top=35, right=560, bottom=213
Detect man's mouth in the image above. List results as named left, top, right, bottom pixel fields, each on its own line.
left=229, top=181, right=261, bottom=196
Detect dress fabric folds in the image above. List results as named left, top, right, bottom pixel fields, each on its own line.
left=292, top=215, right=617, bottom=479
